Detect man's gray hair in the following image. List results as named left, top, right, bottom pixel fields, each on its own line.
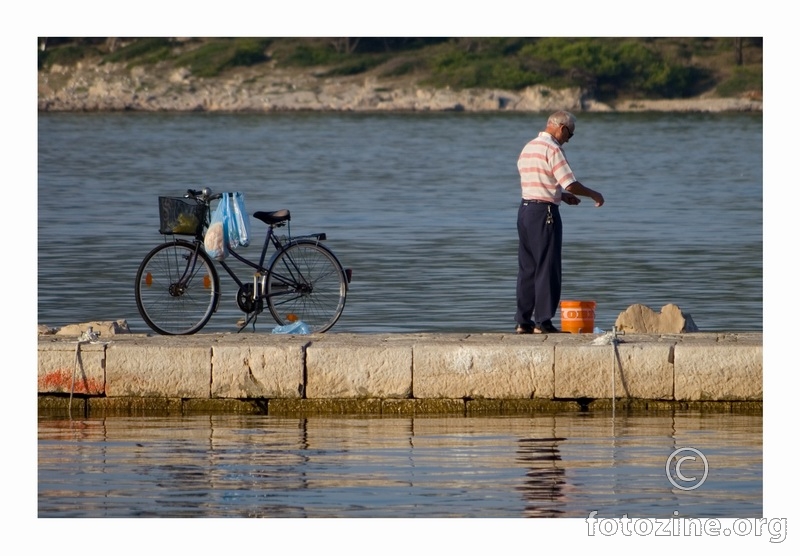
left=547, top=110, right=576, bottom=128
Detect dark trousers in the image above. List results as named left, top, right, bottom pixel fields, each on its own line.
left=515, top=201, right=562, bottom=327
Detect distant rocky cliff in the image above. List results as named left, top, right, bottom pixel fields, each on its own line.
left=38, top=61, right=763, bottom=113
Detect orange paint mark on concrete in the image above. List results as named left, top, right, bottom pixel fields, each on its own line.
left=38, top=368, right=104, bottom=394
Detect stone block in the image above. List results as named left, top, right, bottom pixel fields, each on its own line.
left=674, top=344, right=762, bottom=400
left=183, top=398, right=267, bottom=414
left=269, top=398, right=383, bottom=415
left=306, top=341, right=412, bottom=398
left=106, top=343, right=211, bottom=398
left=38, top=395, right=86, bottom=415
left=555, top=342, right=673, bottom=399
left=413, top=340, right=554, bottom=399
left=38, top=341, right=105, bottom=395
left=211, top=342, right=305, bottom=399
left=468, top=398, right=580, bottom=414
left=381, top=398, right=466, bottom=415
left=88, top=397, right=184, bottom=415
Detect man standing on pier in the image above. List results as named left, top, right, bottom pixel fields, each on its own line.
left=515, top=110, right=605, bottom=334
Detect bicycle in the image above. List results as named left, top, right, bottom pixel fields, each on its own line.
left=134, top=188, right=351, bottom=335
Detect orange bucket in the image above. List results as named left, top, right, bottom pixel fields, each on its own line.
left=560, top=300, right=596, bottom=333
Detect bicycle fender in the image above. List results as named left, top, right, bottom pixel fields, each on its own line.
left=264, top=237, right=326, bottom=267
left=293, top=233, right=327, bottom=242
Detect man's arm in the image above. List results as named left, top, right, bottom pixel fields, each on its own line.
left=565, top=181, right=604, bottom=207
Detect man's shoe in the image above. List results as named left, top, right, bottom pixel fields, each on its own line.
left=534, top=323, right=563, bottom=334
left=515, top=324, right=534, bottom=334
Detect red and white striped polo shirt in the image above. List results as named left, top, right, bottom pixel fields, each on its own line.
left=517, top=131, right=576, bottom=204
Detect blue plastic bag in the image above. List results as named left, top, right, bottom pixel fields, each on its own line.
left=227, top=192, right=251, bottom=248
left=204, top=192, right=251, bottom=259
left=272, top=321, right=310, bottom=335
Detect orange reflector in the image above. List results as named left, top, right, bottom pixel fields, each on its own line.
left=203, top=274, right=211, bottom=288
left=286, top=313, right=299, bottom=322
left=145, top=272, right=153, bottom=286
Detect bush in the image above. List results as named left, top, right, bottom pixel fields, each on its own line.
left=514, top=38, right=705, bottom=99
left=425, top=47, right=543, bottom=89
left=380, top=58, right=428, bottom=78
left=227, top=38, right=272, bottom=67
left=320, top=54, right=389, bottom=77
left=715, top=66, right=762, bottom=97
left=174, top=38, right=271, bottom=77
left=281, top=44, right=343, bottom=67
left=39, top=43, right=95, bottom=69
left=103, top=38, right=174, bottom=65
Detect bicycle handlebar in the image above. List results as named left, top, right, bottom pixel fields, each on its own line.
left=185, top=188, right=223, bottom=203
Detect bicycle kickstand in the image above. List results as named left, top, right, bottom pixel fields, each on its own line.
left=236, top=312, right=259, bottom=333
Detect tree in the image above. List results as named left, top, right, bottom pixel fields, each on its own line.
left=734, top=38, right=743, bottom=66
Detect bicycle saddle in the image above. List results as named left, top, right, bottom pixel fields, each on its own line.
left=253, top=209, right=291, bottom=226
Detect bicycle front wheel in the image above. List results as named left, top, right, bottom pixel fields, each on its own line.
left=266, top=241, right=347, bottom=333
left=135, top=240, right=220, bottom=335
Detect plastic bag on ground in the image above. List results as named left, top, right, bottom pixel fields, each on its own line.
left=272, top=321, right=311, bottom=335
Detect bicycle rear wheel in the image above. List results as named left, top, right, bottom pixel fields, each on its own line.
left=135, top=240, right=220, bottom=335
left=266, top=241, right=347, bottom=333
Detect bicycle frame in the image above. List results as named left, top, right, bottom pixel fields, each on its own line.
left=183, top=220, right=330, bottom=307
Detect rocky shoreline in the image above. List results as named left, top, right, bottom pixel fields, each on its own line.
left=38, top=62, right=763, bottom=114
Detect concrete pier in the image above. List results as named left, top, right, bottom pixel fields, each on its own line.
left=37, top=331, right=763, bottom=416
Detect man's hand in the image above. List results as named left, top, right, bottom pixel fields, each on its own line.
left=564, top=181, right=604, bottom=207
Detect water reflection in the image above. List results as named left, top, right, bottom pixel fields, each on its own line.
left=38, top=412, right=761, bottom=518
left=516, top=436, right=567, bottom=517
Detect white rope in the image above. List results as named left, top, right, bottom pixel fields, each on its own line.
left=612, top=327, right=617, bottom=418
left=592, top=327, right=623, bottom=419
left=69, top=327, right=108, bottom=420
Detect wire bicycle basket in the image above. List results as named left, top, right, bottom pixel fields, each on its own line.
left=158, top=196, right=207, bottom=236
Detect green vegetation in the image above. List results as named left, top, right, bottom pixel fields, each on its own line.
left=103, top=37, right=174, bottom=65
left=37, top=37, right=762, bottom=100
left=38, top=41, right=102, bottom=67
left=715, top=66, right=763, bottom=97
left=172, top=38, right=272, bottom=77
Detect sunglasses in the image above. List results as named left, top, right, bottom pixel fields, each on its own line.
left=562, top=124, right=574, bottom=138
